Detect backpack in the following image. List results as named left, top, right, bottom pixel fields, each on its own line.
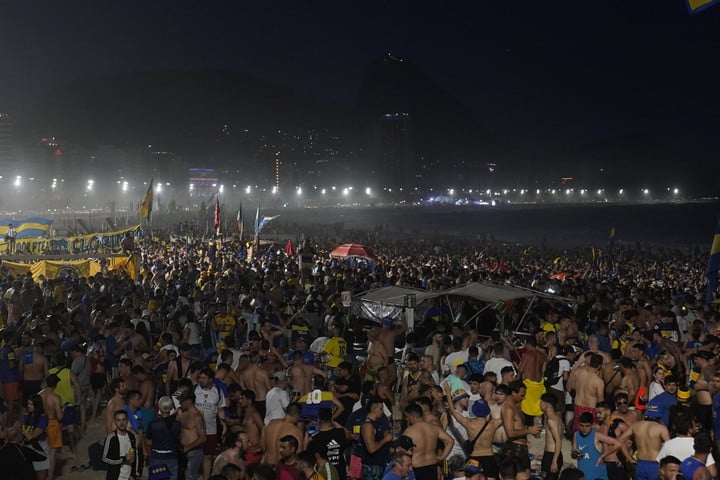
left=89, top=442, right=107, bottom=470
left=543, top=355, right=564, bottom=388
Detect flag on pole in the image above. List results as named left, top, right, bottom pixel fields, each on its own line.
left=705, top=219, right=720, bottom=305
left=254, top=204, right=260, bottom=235
left=609, top=227, right=617, bottom=250
left=257, top=215, right=279, bottom=234
left=139, top=178, right=154, bottom=221
left=688, top=0, right=720, bottom=14
left=214, top=197, right=221, bottom=234
left=236, top=205, right=243, bottom=240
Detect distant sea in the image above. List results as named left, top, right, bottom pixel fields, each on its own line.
left=278, top=202, right=720, bottom=248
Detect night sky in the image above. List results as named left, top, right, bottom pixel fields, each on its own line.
left=2, top=0, right=720, bottom=171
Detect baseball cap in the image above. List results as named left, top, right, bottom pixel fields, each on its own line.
left=471, top=400, right=491, bottom=418
left=452, top=389, right=470, bottom=403
left=274, top=371, right=287, bottom=381
left=677, top=386, right=691, bottom=402
left=394, top=435, right=416, bottom=450
left=382, top=316, right=394, bottom=327
left=464, top=459, right=483, bottom=476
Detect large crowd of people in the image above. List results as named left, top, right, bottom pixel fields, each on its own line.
left=0, top=227, right=716, bottom=480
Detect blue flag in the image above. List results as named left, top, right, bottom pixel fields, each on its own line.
left=705, top=219, right=720, bottom=305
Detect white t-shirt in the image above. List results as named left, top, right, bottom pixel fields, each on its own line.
left=548, top=357, right=571, bottom=391
left=443, top=350, right=469, bottom=375
left=184, top=322, right=201, bottom=345
left=656, top=436, right=715, bottom=465
left=484, top=357, right=514, bottom=380
left=117, top=432, right=133, bottom=480
left=648, top=381, right=664, bottom=401
left=194, top=384, right=225, bottom=435
left=264, top=386, right=290, bottom=425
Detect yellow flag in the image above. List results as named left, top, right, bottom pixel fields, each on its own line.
left=139, top=178, right=154, bottom=220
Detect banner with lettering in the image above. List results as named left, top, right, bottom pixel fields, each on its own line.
left=0, top=225, right=142, bottom=255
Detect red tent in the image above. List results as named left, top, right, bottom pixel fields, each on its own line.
left=329, top=243, right=376, bottom=260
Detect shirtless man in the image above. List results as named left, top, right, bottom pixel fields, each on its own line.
left=611, top=392, right=638, bottom=426
left=289, top=351, right=326, bottom=397
left=414, top=396, right=442, bottom=427
left=165, top=343, right=192, bottom=395
left=629, top=343, right=653, bottom=390
left=377, top=315, right=406, bottom=368
left=605, top=419, right=670, bottom=480
left=118, top=358, right=138, bottom=392
left=617, top=357, right=640, bottom=406
left=18, top=336, right=48, bottom=403
left=501, top=381, right=541, bottom=472
left=444, top=385, right=502, bottom=480
left=596, top=401, right=629, bottom=480
left=518, top=337, right=546, bottom=420
left=105, top=377, right=128, bottom=434
left=540, top=393, right=564, bottom=480
left=366, top=329, right=389, bottom=382
left=489, top=384, right=509, bottom=457
left=211, top=430, right=248, bottom=475
left=403, top=403, right=454, bottom=480
left=177, top=390, right=207, bottom=480
left=240, top=353, right=273, bottom=417
left=39, top=374, right=63, bottom=480
left=261, top=402, right=303, bottom=464
left=238, top=389, right=265, bottom=447
left=567, top=353, right=605, bottom=431
left=587, top=335, right=612, bottom=364
left=135, top=366, right=156, bottom=430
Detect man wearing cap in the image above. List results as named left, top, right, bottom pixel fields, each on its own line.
left=444, top=383, right=502, bottom=480
left=644, top=375, right=678, bottom=427
left=289, top=350, right=326, bottom=397
left=265, top=370, right=291, bottom=424
left=441, top=387, right=471, bottom=460
left=145, top=396, right=182, bottom=480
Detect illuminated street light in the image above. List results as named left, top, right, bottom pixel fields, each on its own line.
left=245, top=186, right=252, bottom=194
left=365, top=187, right=371, bottom=196
left=219, top=184, right=224, bottom=193
left=642, top=188, right=649, bottom=195
left=86, top=179, right=94, bottom=192
left=673, top=188, right=679, bottom=195
left=297, top=187, right=302, bottom=196
left=448, top=188, right=455, bottom=196
left=272, top=186, right=278, bottom=195
left=618, top=188, right=624, bottom=195
left=342, top=188, right=349, bottom=196
left=189, top=183, right=195, bottom=192
left=321, top=188, right=326, bottom=195
left=14, top=175, right=22, bottom=188
left=156, top=183, right=162, bottom=193
left=122, top=181, right=128, bottom=192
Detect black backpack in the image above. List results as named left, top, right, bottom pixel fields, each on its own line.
left=543, top=355, right=564, bottom=388
left=88, top=442, right=107, bottom=470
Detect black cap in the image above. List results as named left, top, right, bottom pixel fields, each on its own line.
left=394, top=435, right=416, bottom=450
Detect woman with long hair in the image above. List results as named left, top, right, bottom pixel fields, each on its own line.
left=22, top=394, right=50, bottom=480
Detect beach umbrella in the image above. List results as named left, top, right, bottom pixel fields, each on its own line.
left=329, top=243, right=376, bottom=259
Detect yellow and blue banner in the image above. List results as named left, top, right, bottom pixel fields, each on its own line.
left=705, top=219, right=720, bottom=304
left=688, top=0, right=720, bottom=14
left=2, top=259, right=102, bottom=281
left=0, top=218, right=52, bottom=238
left=0, top=224, right=142, bottom=255
left=139, top=178, right=154, bottom=221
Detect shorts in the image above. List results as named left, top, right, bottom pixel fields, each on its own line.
left=62, top=405, right=79, bottom=426
left=573, top=405, right=597, bottom=431
left=22, top=380, right=42, bottom=403
left=47, top=418, right=63, bottom=448
left=2, top=382, right=21, bottom=401
left=78, top=386, right=91, bottom=406
left=413, top=464, right=438, bottom=480
left=348, top=454, right=362, bottom=478
left=362, top=464, right=383, bottom=480
left=540, top=451, right=563, bottom=480
left=502, top=442, right=530, bottom=471
left=91, top=373, right=107, bottom=390
left=203, top=434, right=218, bottom=455
left=254, top=400, right=266, bottom=418
left=635, top=459, right=659, bottom=480
left=470, top=455, right=498, bottom=479
left=32, top=440, right=50, bottom=471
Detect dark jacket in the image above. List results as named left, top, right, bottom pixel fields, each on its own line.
left=102, top=430, right=139, bottom=480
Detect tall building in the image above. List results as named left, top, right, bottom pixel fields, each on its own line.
left=380, top=113, right=414, bottom=188
left=0, top=113, right=14, bottom=176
